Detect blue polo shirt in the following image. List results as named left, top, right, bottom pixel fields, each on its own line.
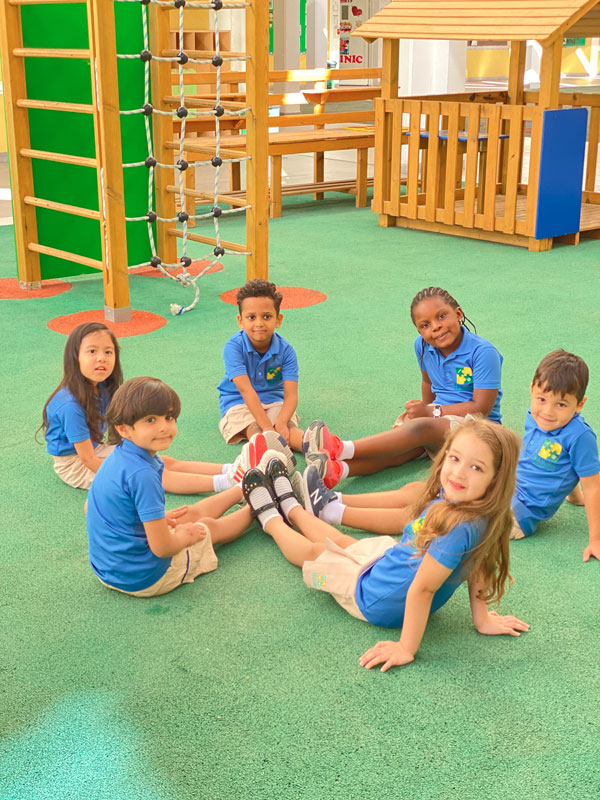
left=512, top=410, right=600, bottom=536
left=45, top=385, right=111, bottom=456
left=355, top=498, right=485, bottom=628
left=415, top=328, right=503, bottom=422
left=86, top=439, right=170, bottom=592
left=218, top=330, right=299, bottom=416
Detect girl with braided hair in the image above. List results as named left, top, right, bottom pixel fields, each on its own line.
left=301, top=286, right=504, bottom=492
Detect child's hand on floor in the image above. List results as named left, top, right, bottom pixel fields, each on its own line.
left=476, top=611, right=530, bottom=636
left=359, top=640, right=415, bottom=672
left=583, top=541, right=600, bottom=562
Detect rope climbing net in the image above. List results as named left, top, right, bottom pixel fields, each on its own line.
left=114, top=0, right=252, bottom=315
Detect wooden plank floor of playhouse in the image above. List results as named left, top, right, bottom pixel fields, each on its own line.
left=453, top=195, right=600, bottom=233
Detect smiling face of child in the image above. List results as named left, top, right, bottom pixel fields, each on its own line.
left=237, top=295, right=282, bottom=353
left=440, top=430, right=496, bottom=504
left=412, top=296, right=464, bottom=357
left=117, top=412, right=178, bottom=455
left=529, top=384, right=585, bottom=432
left=78, top=330, right=116, bottom=386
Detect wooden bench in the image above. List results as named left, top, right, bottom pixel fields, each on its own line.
left=168, top=67, right=381, bottom=218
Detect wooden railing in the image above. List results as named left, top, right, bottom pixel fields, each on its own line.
left=374, top=98, right=544, bottom=237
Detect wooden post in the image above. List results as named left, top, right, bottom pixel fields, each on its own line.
left=88, top=0, right=131, bottom=321
left=245, top=0, right=269, bottom=280
left=505, top=40, right=526, bottom=190
left=378, top=38, right=399, bottom=227
left=149, top=3, right=178, bottom=268
left=539, top=37, right=562, bottom=110
left=0, top=0, right=41, bottom=288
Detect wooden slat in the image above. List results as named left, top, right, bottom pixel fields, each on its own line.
left=17, top=98, right=94, bottom=113
left=424, top=101, right=441, bottom=223
left=502, top=105, right=524, bottom=234
left=13, top=47, right=91, bottom=58
left=29, top=242, right=103, bottom=270
left=443, top=102, right=459, bottom=225
left=538, top=38, right=562, bottom=109
left=163, top=95, right=248, bottom=111
left=20, top=148, right=97, bottom=167
left=407, top=101, right=421, bottom=219
left=373, top=98, right=386, bottom=214
left=162, top=49, right=247, bottom=59
left=389, top=100, right=404, bottom=216
left=482, top=104, right=502, bottom=231
left=585, top=107, right=600, bottom=193
left=168, top=228, right=247, bottom=253
left=24, top=195, right=100, bottom=220
left=9, top=0, right=85, bottom=4
left=167, top=185, right=249, bottom=208
left=525, top=109, right=544, bottom=236
left=462, top=104, right=480, bottom=228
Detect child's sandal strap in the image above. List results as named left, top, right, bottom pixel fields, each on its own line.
left=249, top=499, right=278, bottom=520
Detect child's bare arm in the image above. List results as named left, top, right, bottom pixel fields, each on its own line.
left=359, top=554, right=451, bottom=671
left=468, top=575, right=529, bottom=635
left=580, top=472, right=600, bottom=561
left=232, top=374, right=275, bottom=431
left=143, top=517, right=206, bottom=558
left=74, top=439, right=105, bottom=473
left=274, top=380, right=298, bottom=440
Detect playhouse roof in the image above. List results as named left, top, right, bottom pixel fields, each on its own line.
left=353, top=0, right=600, bottom=45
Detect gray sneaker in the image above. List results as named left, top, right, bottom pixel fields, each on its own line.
left=302, top=465, right=337, bottom=518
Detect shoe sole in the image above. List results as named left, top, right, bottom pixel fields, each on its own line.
left=302, top=420, right=325, bottom=455
left=262, top=430, right=296, bottom=474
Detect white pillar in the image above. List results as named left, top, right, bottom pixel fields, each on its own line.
left=399, top=40, right=466, bottom=96
left=306, top=0, right=327, bottom=68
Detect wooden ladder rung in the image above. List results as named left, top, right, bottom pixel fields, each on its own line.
left=24, top=195, right=101, bottom=220
left=163, top=95, right=248, bottom=112
left=28, top=242, right=103, bottom=270
left=20, top=148, right=97, bottom=168
left=17, top=98, right=94, bottom=114
left=166, top=185, right=249, bottom=209
left=9, top=0, right=85, bottom=4
left=13, top=47, right=91, bottom=59
left=168, top=228, right=247, bottom=253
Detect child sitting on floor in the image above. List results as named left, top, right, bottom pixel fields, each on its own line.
left=510, top=350, right=600, bottom=562
left=86, top=377, right=253, bottom=597
left=302, top=286, right=504, bottom=487
left=218, top=279, right=304, bottom=452
left=242, top=418, right=528, bottom=670
left=39, top=322, right=250, bottom=493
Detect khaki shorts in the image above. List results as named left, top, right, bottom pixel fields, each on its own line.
left=98, top=523, right=218, bottom=597
left=510, top=512, right=526, bottom=540
left=302, top=535, right=397, bottom=621
left=53, top=443, right=114, bottom=489
left=219, top=401, right=300, bottom=444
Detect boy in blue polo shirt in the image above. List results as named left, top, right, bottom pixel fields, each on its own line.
left=218, top=279, right=303, bottom=451
left=511, top=350, right=600, bottom=562
left=87, top=377, right=252, bottom=597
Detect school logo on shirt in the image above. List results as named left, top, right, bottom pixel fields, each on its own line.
left=534, top=438, right=562, bottom=470
left=411, top=516, right=425, bottom=533
left=455, top=366, right=473, bottom=390
left=266, top=365, right=282, bottom=383
left=311, top=572, right=327, bottom=588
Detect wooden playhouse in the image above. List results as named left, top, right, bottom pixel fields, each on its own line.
left=353, top=0, right=600, bottom=251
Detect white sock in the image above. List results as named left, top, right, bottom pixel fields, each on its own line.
left=213, top=473, right=233, bottom=492
left=248, top=484, right=280, bottom=528
left=340, top=441, right=355, bottom=460
left=221, top=463, right=229, bottom=474
left=340, top=461, right=350, bottom=480
left=272, top=474, right=301, bottom=519
left=321, top=500, right=346, bottom=525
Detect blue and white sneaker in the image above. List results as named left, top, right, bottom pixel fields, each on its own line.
left=302, top=464, right=337, bottom=518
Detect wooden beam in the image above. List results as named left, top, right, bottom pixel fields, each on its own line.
left=538, top=37, right=562, bottom=109
left=508, top=40, right=525, bottom=105
left=244, top=0, right=269, bottom=280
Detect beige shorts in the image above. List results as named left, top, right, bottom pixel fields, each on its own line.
left=302, top=535, right=397, bottom=621
left=98, top=523, right=218, bottom=597
left=510, top=512, right=526, bottom=540
left=53, top=443, right=114, bottom=489
left=219, top=401, right=300, bottom=444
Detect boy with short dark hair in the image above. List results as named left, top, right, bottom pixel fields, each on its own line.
left=217, top=279, right=303, bottom=451
left=511, top=350, right=600, bottom=562
left=87, top=377, right=251, bottom=597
